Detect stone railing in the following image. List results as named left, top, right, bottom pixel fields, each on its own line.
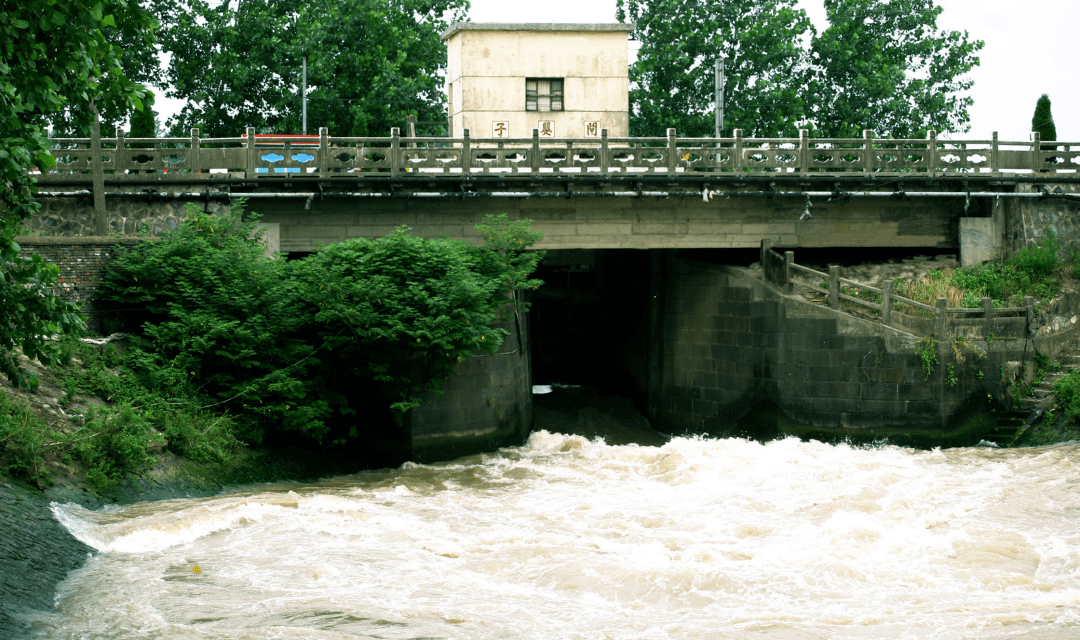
left=760, top=240, right=1034, bottom=341
left=38, top=126, right=1080, bottom=181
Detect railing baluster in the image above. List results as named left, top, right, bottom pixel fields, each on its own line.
left=784, top=251, right=794, bottom=294
left=245, top=127, right=256, bottom=178
left=990, top=131, right=998, bottom=173
left=927, top=130, right=938, bottom=174
left=863, top=129, right=874, bottom=173
left=829, top=266, right=840, bottom=309
left=1031, top=131, right=1041, bottom=173
left=882, top=281, right=893, bottom=327
left=390, top=127, right=401, bottom=175
left=463, top=128, right=472, bottom=174
left=799, top=129, right=809, bottom=173
left=319, top=127, right=329, bottom=175
left=190, top=128, right=201, bottom=174
left=115, top=127, right=127, bottom=174
left=600, top=128, right=609, bottom=175
left=934, top=297, right=947, bottom=339
left=529, top=128, right=539, bottom=174
left=666, top=128, right=677, bottom=174
left=733, top=129, right=743, bottom=171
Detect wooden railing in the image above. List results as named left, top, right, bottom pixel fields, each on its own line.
left=760, top=240, right=1035, bottom=340
left=39, top=126, right=1080, bottom=181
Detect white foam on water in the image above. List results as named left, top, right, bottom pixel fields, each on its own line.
left=40, top=436, right=1080, bottom=639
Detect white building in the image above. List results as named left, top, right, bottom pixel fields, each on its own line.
left=442, top=23, right=633, bottom=139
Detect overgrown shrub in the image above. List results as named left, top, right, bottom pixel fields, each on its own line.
left=96, top=203, right=544, bottom=446
left=1053, top=370, right=1080, bottom=422
left=0, top=393, right=48, bottom=483
left=75, top=406, right=161, bottom=491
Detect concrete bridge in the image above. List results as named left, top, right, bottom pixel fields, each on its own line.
left=23, top=126, right=1080, bottom=457
left=32, top=126, right=1080, bottom=260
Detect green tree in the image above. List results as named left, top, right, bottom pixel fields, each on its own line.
left=806, top=0, right=983, bottom=138
left=1, top=0, right=156, bottom=386
left=618, top=0, right=983, bottom=139
left=616, top=0, right=812, bottom=137
left=153, top=0, right=467, bottom=137
left=129, top=90, right=158, bottom=138
left=1032, top=94, right=1057, bottom=142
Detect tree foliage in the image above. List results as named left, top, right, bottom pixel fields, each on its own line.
left=1, top=0, right=155, bottom=386
left=1032, top=94, right=1057, bottom=142
left=98, top=205, right=543, bottom=445
left=153, top=0, right=467, bottom=137
left=617, top=0, right=811, bottom=137
left=807, top=0, right=982, bottom=138
left=617, top=0, right=983, bottom=138
left=129, top=89, right=158, bottom=138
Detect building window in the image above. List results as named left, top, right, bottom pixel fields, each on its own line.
left=526, top=78, right=563, bottom=112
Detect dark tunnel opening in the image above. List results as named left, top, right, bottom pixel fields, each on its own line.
left=529, top=249, right=653, bottom=408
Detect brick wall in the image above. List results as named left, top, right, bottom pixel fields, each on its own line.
left=14, top=236, right=148, bottom=331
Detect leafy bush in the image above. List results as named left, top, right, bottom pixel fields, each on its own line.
left=97, top=203, right=544, bottom=447
left=1053, top=370, right=1080, bottom=422
left=75, top=406, right=161, bottom=491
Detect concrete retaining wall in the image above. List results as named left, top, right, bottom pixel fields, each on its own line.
left=649, top=256, right=1034, bottom=440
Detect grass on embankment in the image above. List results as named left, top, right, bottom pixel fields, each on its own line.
left=0, top=338, right=241, bottom=491
left=895, top=233, right=1070, bottom=310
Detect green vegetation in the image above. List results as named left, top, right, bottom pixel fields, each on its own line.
left=616, top=0, right=983, bottom=137
left=98, top=203, right=542, bottom=446
left=1, top=338, right=242, bottom=489
left=3, top=208, right=543, bottom=487
left=153, top=0, right=467, bottom=136
left=1032, top=94, right=1057, bottom=142
left=915, top=337, right=938, bottom=381
left=2, top=0, right=155, bottom=389
left=896, top=233, right=1063, bottom=311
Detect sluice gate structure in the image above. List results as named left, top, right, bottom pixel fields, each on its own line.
left=22, top=128, right=1080, bottom=457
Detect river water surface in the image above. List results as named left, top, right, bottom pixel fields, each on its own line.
left=35, top=432, right=1080, bottom=639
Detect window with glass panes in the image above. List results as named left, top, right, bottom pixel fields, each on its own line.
left=525, top=79, right=563, bottom=112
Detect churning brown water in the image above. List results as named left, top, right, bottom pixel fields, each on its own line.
left=33, top=433, right=1080, bottom=639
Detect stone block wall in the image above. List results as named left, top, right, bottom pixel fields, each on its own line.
left=25, top=188, right=227, bottom=237
left=1004, top=183, right=1080, bottom=256
left=406, top=309, right=533, bottom=463
left=0, top=480, right=92, bottom=640
left=649, top=256, right=1034, bottom=438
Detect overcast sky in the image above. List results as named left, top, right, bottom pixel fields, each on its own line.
left=153, top=0, right=1078, bottom=142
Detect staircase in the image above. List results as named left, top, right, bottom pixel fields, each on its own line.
left=1005, top=351, right=1080, bottom=445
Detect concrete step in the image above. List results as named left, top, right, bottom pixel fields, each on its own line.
left=1020, top=397, right=1044, bottom=411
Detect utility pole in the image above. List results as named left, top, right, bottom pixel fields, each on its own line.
left=302, top=55, right=308, bottom=135
left=714, top=58, right=725, bottom=138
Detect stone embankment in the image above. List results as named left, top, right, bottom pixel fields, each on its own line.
left=0, top=481, right=91, bottom=640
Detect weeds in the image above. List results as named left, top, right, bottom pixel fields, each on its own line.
left=914, top=337, right=939, bottom=381
left=896, top=233, right=1062, bottom=312
left=2, top=338, right=242, bottom=489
